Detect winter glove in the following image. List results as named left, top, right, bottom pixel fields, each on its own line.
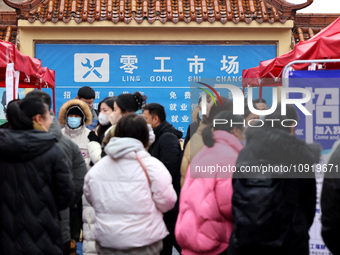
left=88, top=131, right=100, bottom=143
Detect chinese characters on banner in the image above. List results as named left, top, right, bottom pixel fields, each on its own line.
left=35, top=44, right=277, bottom=136
left=289, top=71, right=340, bottom=255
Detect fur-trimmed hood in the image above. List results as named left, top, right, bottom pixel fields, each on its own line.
left=58, top=99, right=92, bottom=126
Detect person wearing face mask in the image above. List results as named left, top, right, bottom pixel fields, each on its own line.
left=83, top=97, right=115, bottom=255
left=87, top=97, right=115, bottom=165
left=59, top=99, right=93, bottom=169
left=0, top=96, right=74, bottom=255
left=175, top=110, right=245, bottom=255
left=59, top=99, right=92, bottom=244
left=101, top=92, right=152, bottom=153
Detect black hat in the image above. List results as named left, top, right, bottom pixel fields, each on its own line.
left=67, top=106, right=84, bottom=118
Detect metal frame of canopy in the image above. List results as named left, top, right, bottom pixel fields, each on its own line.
left=0, top=41, right=56, bottom=112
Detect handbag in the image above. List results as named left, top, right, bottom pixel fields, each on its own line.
left=136, top=153, right=151, bottom=187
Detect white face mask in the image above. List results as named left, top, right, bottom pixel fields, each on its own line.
left=98, top=113, right=110, bottom=125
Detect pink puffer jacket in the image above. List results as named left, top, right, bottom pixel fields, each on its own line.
left=175, top=130, right=243, bottom=255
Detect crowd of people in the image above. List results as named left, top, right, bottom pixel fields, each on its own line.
left=0, top=86, right=339, bottom=255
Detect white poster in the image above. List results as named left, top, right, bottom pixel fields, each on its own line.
left=5, top=63, right=14, bottom=105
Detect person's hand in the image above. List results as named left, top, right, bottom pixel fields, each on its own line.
left=88, top=131, right=100, bottom=142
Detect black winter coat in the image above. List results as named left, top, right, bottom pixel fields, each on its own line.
left=321, top=140, right=340, bottom=255
left=0, top=129, right=74, bottom=255
left=229, top=127, right=320, bottom=255
left=148, top=121, right=182, bottom=202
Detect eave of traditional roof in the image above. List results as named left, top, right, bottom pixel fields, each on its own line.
left=3, top=1, right=337, bottom=48
left=0, top=25, right=17, bottom=43
left=265, top=0, right=313, bottom=20
left=293, top=13, right=339, bottom=44
left=3, top=0, right=313, bottom=25
left=3, top=0, right=46, bottom=11
left=0, top=11, right=17, bottom=44
left=0, top=26, right=17, bottom=44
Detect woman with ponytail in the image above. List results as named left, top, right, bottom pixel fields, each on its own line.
left=180, top=96, right=233, bottom=187
left=175, top=110, right=245, bottom=255
left=0, top=96, right=74, bottom=255
left=101, top=91, right=155, bottom=152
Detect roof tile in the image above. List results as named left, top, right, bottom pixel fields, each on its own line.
left=2, top=1, right=338, bottom=48
left=0, top=11, right=17, bottom=44
left=23, top=0, right=291, bottom=24
left=293, top=13, right=339, bottom=44
left=0, top=25, right=17, bottom=44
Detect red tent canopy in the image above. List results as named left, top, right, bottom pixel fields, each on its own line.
left=242, top=16, right=340, bottom=89
left=0, top=40, right=56, bottom=111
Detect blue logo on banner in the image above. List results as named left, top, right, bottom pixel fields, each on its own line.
left=81, top=58, right=103, bottom=79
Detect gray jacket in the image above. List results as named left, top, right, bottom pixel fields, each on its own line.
left=50, top=116, right=87, bottom=243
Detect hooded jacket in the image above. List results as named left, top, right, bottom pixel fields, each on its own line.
left=49, top=116, right=87, bottom=244
left=176, top=131, right=243, bottom=255
left=83, top=124, right=155, bottom=255
left=59, top=99, right=92, bottom=168
left=148, top=121, right=182, bottom=199
left=229, top=127, right=321, bottom=255
left=0, top=129, right=74, bottom=255
left=83, top=137, right=177, bottom=250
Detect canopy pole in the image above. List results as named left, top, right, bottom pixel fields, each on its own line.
left=52, top=87, right=56, bottom=113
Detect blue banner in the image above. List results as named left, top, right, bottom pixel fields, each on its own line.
left=289, top=70, right=340, bottom=153
left=36, top=44, right=276, bottom=135
left=289, top=69, right=340, bottom=255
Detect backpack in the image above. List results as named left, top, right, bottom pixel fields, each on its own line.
left=232, top=176, right=300, bottom=248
